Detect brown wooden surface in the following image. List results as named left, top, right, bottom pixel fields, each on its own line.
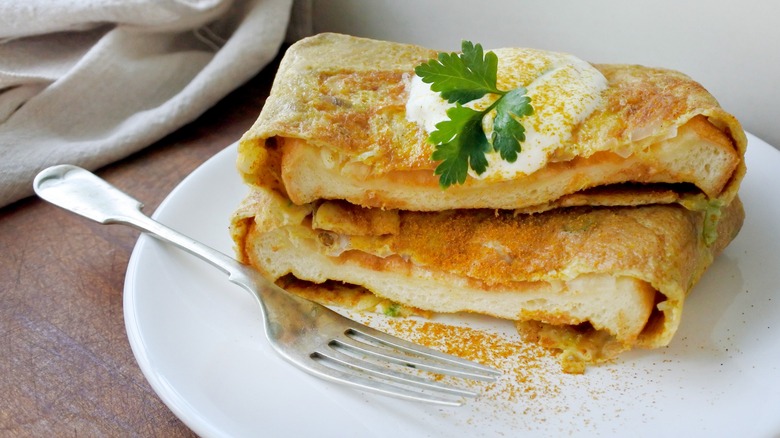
left=0, top=53, right=280, bottom=436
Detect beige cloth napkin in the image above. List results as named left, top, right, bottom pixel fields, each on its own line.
left=0, top=0, right=293, bottom=207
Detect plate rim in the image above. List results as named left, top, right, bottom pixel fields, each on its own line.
left=122, top=134, right=780, bottom=437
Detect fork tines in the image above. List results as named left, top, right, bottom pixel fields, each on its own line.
left=307, top=325, right=502, bottom=406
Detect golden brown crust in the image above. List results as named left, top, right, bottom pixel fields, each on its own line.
left=237, top=33, right=436, bottom=193
left=312, top=201, right=400, bottom=235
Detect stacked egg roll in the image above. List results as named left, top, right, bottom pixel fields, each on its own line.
left=230, top=33, right=745, bottom=372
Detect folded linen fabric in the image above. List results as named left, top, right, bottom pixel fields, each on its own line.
left=0, top=0, right=293, bottom=207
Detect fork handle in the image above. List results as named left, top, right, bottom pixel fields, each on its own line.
left=33, top=165, right=242, bottom=277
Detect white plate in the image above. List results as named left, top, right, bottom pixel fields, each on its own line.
left=125, top=134, right=780, bottom=437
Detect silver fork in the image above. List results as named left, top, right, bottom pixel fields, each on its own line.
left=33, top=165, right=501, bottom=407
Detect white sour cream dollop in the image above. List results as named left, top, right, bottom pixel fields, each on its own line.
left=405, top=48, right=607, bottom=180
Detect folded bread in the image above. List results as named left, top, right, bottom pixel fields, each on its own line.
left=231, top=33, right=747, bottom=372
left=231, top=188, right=743, bottom=373
left=237, top=33, right=746, bottom=213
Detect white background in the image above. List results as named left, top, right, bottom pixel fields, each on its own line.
left=312, top=0, right=780, bottom=149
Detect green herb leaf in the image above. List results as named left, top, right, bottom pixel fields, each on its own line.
left=702, top=199, right=724, bottom=246
left=414, top=41, right=500, bottom=104
left=383, top=302, right=402, bottom=317
left=430, top=104, right=490, bottom=187
left=415, top=40, right=533, bottom=188
left=679, top=195, right=724, bottom=246
left=491, top=87, right=533, bottom=162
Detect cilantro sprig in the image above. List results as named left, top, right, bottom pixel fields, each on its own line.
left=415, top=41, right=534, bottom=188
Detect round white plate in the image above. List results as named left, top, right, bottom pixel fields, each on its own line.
left=125, top=134, right=780, bottom=437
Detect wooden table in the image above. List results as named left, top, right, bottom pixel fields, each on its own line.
left=0, top=53, right=281, bottom=436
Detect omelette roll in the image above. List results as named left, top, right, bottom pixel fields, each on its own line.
left=236, top=33, right=746, bottom=213
left=231, top=188, right=744, bottom=373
